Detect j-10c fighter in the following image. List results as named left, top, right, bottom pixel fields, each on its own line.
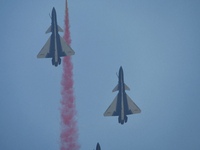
left=104, top=66, right=141, bottom=124
left=37, top=7, right=75, bottom=66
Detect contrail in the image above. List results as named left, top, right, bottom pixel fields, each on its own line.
left=60, top=1, right=80, bottom=150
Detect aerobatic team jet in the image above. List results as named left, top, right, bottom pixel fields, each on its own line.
left=37, top=7, right=75, bottom=66
left=104, top=66, right=141, bottom=124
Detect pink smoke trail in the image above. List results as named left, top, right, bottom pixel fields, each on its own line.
left=60, top=1, right=80, bottom=150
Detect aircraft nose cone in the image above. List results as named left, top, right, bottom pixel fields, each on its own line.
left=119, top=66, right=123, bottom=73
left=96, top=143, right=101, bottom=150
left=52, top=7, right=56, bottom=13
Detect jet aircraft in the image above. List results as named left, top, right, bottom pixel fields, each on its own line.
left=104, top=66, right=141, bottom=124
left=37, top=7, right=75, bottom=66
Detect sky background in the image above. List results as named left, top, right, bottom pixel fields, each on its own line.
left=1, top=0, right=200, bottom=150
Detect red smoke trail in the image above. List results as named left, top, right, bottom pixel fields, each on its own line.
left=60, top=1, right=79, bottom=150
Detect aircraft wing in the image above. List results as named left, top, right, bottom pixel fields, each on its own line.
left=45, top=26, right=52, bottom=34
left=104, top=96, right=118, bottom=116
left=59, top=36, right=75, bottom=56
left=45, top=25, right=63, bottom=34
left=112, top=84, right=119, bottom=92
left=124, top=83, right=130, bottom=90
left=57, top=25, right=63, bottom=32
left=126, top=94, right=141, bottom=114
left=112, top=83, right=130, bottom=92
left=37, top=37, right=51, bottom=58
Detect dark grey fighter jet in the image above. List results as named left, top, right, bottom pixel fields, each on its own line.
left=104, top=66, right=141, bottom=124
left=37, top=7, right=75, bottom=66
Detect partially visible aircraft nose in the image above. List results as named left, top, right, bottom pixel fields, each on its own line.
left=52, top=7, right=56, bottom=14
left=119, top=66, right=123, bottom=74
left=96, top=143, right=101, bottom=150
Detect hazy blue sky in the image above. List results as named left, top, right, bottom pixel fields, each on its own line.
left=1, top=0, right=200, bottom=150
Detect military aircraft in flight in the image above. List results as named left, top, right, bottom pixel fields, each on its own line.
left=104, top=66, right=141, bottom=124
left=37, top=7, right=75, bottom=66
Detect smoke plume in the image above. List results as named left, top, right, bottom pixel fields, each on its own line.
left=60, top=1, right=79, bottom=150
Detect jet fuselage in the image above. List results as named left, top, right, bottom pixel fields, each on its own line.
left=116, top=67, right=129, bottom=124
left=50, top=7, right=61, bottom=66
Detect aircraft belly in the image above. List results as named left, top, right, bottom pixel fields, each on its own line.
left=121, top=92, right=124, bottom=120
left=123, top=92, right=130, bottom=115
left=47, top=35, right=55, bottom=58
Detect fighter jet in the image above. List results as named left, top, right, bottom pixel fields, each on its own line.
left=37, top=7, right=75, bottom=66
left=104, top=66, right=141, bottom=124
left=96, top=143, right=101, bottom=150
